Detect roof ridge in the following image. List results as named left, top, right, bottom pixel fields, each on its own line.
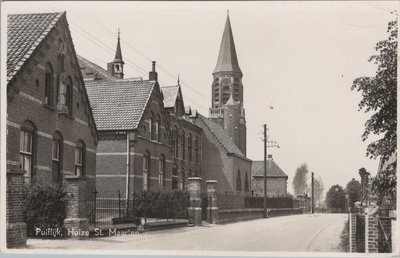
left=198, top=115, right=229, bottom=153
left=135, top=81, right=156, bottom=129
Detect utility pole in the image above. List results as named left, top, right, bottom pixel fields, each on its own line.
left=263, top=123, right=267, bottom=218
left=311, top=172, right=314, bottom=214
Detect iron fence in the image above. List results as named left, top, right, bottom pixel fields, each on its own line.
left=88, top=190, right=190, bottom=228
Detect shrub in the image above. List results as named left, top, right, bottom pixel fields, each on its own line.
left=132, top=190, right=189, bottom=221
left=23, top=182, right=69, bottom=238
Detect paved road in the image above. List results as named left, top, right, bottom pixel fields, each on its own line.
left=28, top=213, right=348, bottom=253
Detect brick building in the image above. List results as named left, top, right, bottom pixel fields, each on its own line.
left=251, top=155, right=288, bottom=197
left=160, top=84, right=202, bottom=189
left=82, top=34, right=202, bottom=197
left=6, top=12, right=97, bottom=247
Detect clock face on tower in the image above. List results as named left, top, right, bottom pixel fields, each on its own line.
left=222, top=78, right=230, bottom=86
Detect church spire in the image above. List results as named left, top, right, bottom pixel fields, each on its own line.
left=107, top=29, right=124, bottom=79
left=213, top=12, right=242, bottom=75
left=114, top=28, right=124, bottom=63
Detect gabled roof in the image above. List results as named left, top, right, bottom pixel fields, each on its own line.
left=213, top=14, right=242, bottom=75
left=85, top=79, right=156, bottom=131
left=160, top=85, right=179, bottom=108
left=196, top=114, right=243, bottom=157
left=251, top=160, right=288, bottom=178
left=7, top=12, right=63, bottom=82
left=78, top=55, right=119, bottom=81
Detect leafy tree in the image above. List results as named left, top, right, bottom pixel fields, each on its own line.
left=292, top=163, right=309, bottom=195
left=314, top=176, right=324, bottom=207
left=345, top=178, right=362, bottom=208
left=325, top=185, right=346, bottom=211
left=351, top=16, right=397, bottom=202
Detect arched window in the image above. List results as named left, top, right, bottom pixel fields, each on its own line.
left=52, top=131, right=63, bottom=184
left=159, top=155, right=165, bottom=188
left=149, top=112, right=154, bottom=140
left=75, top=140, right=85, bottom=176
left=194, top=136, right=199, bottom=164
left=181, top=131, right=185, bottom=160
left=188, top=134, right=192, bottom=162
left=156, top=115, right=161, bottom=142
left=172, top=165, right=178, bottom=190
left=236, top=170, right=242, bottom=191
left=20, top=121, right=36, bottom=181
left=143, top=151, right=150, bottom=191
left=244, top=172, right=249, bottom=192
left=66, top=76, right=73, bottom=113
left=180, top=168, right=185, bottom=190
left=172, top=126, right=178, bottom=157
left=45, top=63, right=54, bottom=106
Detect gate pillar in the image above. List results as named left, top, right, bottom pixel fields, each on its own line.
left=188, top=177, right=202, bottom=226
left=63, top=175, right=89, bottom=239
left=206, top=180, right=218, bottom=224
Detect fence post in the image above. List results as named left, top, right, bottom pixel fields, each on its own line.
left=188, top=177, right=202, bottom=226
left=206, top=180, right=218, bottom=224
left=118, top=190, right=121, bottom=219
left=92, top=188, right=98, bottom=228
left=63, top=175, right=89, bottom=239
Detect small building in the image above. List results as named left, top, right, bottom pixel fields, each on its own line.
left=251, top=155, right=288, bottom=197
left=6, top=12, right=98, bottom=247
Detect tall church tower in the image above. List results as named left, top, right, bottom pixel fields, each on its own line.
left=209, top=13, right=247, bottom=155
left=107, top=29, right=124, bottom=79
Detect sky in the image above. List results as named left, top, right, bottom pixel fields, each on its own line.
left=3, top=1, right=398, bottom=196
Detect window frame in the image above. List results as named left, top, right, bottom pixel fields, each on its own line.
left=74, top=141, right=85, bottom=176
left=143, top=152, right=150, bottom=191
left=44, top=63, right=54, bottom=106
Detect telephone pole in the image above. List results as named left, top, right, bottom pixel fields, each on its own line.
left=263, top=124, right=267, bottom=218
left=311, top=172, right=315, bottom=214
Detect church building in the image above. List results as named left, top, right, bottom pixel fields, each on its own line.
left=194, top=13, right=251, bottom=197
left=208, top=13, right=247, bottom=156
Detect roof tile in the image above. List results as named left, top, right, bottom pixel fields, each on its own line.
left=7, top=12, right=63, bottom=82
left=85, top=79, right=155, bottom=131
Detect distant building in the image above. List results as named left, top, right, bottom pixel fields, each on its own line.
left=251, top=155, right=288, bottom=197
left=6, top=12, right=98, bottom=247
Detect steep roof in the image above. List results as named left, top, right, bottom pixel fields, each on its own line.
left=113, top=31, right=124, bottom=63
left=251, top=160, right=288, bottom=178
left=7, top=12, right=63, bottom=82
left=213, top=14, right=242, bottom=75
left=77, top=55, right=119, bottom=81
left=160, top=85, right=179, bottom=108
left=196, top=114, right=244, bottom=157
left=85, top=79, right=156, bottom=131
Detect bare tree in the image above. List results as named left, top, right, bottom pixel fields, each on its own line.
left=292, top=163, right=309, bottom=196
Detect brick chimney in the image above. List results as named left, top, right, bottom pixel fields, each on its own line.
left=149, top=61, right=158, bottom=81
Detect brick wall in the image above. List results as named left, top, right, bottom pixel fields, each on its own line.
left=366, top=215, right=379, bottom=253
left=349, top=213, right=357, bottom=252
left=251, top=177, right=287, bottom=197
left=6, top=172, right=27, bottom=248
